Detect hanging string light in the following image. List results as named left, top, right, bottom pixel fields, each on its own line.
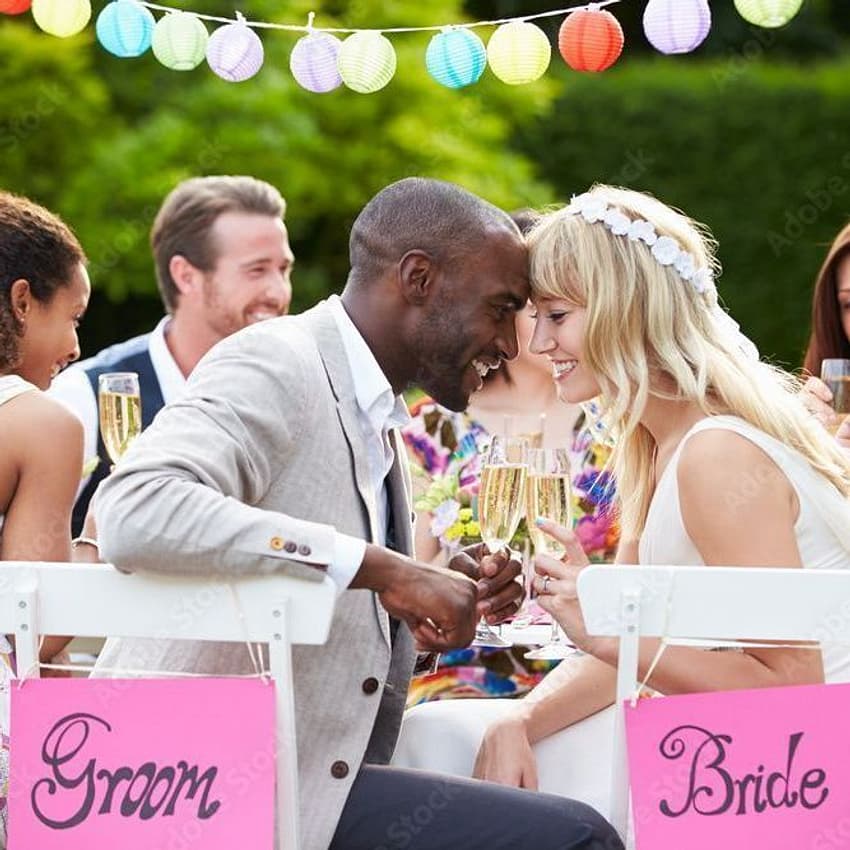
left=290, top=22, right=343, bottom=94
left=643, top=0, right=711, bottom=55
left=31, top=0, right=91, bottom=37
left=733, top=0, right=804, bottom=28
left=206, top=12, right=264, bottom=82
left=0, top=0, right=31, bottom=15
left=426, top=27, right=487, bottom=89
left=487, top=21, right=551, bottom=85
left=96, top=0, right=155, bottom=58
left=152, top=11, right=208, bottom=70
left=558, top=7, right=624, bottom=72
left=338, top=31, right=397, bottom=94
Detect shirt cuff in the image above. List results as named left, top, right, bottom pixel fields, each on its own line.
left=328, top=532, right=367, bottom=594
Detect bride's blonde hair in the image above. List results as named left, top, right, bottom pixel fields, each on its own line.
left=528, top=185, right=850, bottom=540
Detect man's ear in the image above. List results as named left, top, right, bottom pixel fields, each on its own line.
left=398, top=250, right=435, bottom=305
left=9, top=278, right=33, bottom=323
left=169, top=255, right=205, bottom=298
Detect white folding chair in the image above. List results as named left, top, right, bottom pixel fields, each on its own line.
left=577, top=564, right=850, bottom=843
left=0, top=561, right=336, bottom=850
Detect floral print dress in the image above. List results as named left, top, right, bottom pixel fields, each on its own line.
left=402, top=397, right=618, bottom=705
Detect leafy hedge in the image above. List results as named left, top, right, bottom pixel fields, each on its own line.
left=516, top=58, right=850, bottom=368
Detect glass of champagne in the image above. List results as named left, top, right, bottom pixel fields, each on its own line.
left=524, top=447, right=578, bottom=661
left=820, top=359, right=850, bottom=435
left=98, top=372, right=142, bottom=464
left=475, top=435, right=529, bottom=647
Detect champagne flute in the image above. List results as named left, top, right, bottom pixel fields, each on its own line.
left=98, top=372, right=142, bottom=464
left=820, top=359, right=850, bottom=435
left=524, top=447, right=578, bottom=661
left=475, top=435, right=529, bottom=647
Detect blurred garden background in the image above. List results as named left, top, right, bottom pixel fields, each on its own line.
left=2, top=0, right=849, bottom=367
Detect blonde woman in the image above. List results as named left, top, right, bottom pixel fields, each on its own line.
left=397, top=187, right=850, bottom=821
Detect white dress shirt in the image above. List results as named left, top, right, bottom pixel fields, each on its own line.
left=48, top=316, right=187, bottom=497
left=327, top=295, right=410, bottom=590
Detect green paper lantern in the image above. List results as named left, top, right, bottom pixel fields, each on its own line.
left=487, top=21, right=551, bottom=86
left=733, top=0, right=803, bottom=28
left=338, top=31, right=397, bottom=94
left=152, top=11, right=208, bottom=71
left=31, top=0, right=91, bottom=37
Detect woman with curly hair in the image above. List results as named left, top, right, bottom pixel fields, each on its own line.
left=0, top=191, right=90, bottom=845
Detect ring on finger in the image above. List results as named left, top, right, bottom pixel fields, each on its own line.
left=542, top=575, right=551, bottom=594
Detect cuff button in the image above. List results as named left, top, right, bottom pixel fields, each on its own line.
left=270, top=537, right=284, bottom=551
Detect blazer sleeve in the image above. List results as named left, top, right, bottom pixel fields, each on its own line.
left=95, top=323, right=335, bottom=581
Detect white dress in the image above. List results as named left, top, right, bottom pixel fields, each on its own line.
left=391, top=415, right=850, bottom=823
left=0, top=373, right=38, bottom=846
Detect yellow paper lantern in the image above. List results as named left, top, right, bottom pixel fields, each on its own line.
left=487, top=21, right=551, bottom=85
left=733, top=0, right=803, bottom=28
left=31, top=0, right=91, bottom=37
left=338, top=31, right=397, bottom=94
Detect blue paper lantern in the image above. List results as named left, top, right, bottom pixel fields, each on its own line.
left=426, top=28, right=486, bottom=89
left=96, top=0, right=154, bottom=58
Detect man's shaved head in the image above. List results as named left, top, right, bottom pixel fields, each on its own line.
left=348, top=177, right=519, bottom=285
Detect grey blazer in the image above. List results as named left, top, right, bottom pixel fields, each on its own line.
left=94, top=300, right=417, bottom=850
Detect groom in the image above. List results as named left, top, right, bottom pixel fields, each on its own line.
left=95, top=178, right=622, bottom=850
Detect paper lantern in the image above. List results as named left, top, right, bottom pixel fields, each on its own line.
left=426, top=28, right=487, bottom=89
left=0, top=0, right=31, bottom=15
left=152, top=12, right=208, bottom=71
left=733, top=0, right=803, bottom=28
left=338, top=31, right=396, bottom=94
left=96, top=0, right=154, bottom=58
left=31, top=0, right=91, bottom=37
left=643, top=0, right=711, bottom=54
left=290, top=31, right=342, bottom=93
left=558, top=8, right=623, bottom=72
left=487, top=22, right=551, bottom=86
left=207, top=15, right=264, bottom=82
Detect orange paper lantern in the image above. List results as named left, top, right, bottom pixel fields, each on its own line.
left=0, top=0, right=31, bottom=13
left=558, top=8, right=624, bottom=72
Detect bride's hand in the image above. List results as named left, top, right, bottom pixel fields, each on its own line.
left=473, top=715, right=538, bottom=790
left=532, top=518, right=593, bottom=650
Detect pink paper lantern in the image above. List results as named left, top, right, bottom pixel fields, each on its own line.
left=643, top=0, right=711, bottom=55
left=290, top=30, right=342, bottom=93
left=206, top=14, right=264, bottom=82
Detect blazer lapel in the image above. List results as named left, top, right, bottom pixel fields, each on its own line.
left=306, top=303, right=382, bottom=546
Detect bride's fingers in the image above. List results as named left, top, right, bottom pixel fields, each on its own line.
left=533, top=552, right=572, bottom=580
left=534, top=518, right=589, bottom=566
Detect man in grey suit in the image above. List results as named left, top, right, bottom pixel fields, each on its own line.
left=95, top=178, right=623, bottom=850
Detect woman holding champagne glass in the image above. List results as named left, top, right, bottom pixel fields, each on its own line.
left=801, top=222, right=850, bottom=446
left=0, top=192, right=91, bottom=846
left=396, top=187, right=850, bottom=826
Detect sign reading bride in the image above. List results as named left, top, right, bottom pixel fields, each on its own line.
left=8, top=678, right=276, bottom=850
left=625, top=682, right=850, bottom=850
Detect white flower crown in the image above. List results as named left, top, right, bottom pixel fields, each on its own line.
left=564, top=193, right=716, bottom=296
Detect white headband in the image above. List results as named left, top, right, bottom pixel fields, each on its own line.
left=562, top=192, right=758, bottom=362
left=564, top=193, right=716, bottom=296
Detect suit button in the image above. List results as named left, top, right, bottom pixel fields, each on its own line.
left=298, top=544, right=312, bottom=557
left=270, top=537, right=284, bottom=551
left=362, top=677, right=380, bottom=695
left=284, top=541, right=297, bottom=553
left=331, top=760, right=349, bottom=779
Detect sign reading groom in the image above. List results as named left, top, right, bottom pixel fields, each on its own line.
left=94, top=178, right=623, bottom=850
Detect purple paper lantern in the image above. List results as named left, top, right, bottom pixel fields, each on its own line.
left=206, top=14, right=264, bottom=82
left=290, top=31, right=342, bottom=93
left=643, top=0, right=711, bottom=55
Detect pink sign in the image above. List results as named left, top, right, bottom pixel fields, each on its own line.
left=625, top=683, right=850, bottom=850
left=8, top=678, right=276, bottom=850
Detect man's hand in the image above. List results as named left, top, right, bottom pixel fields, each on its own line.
left=447, top=543, right=524, bottom=624
left=354, top=545, right=478, bottom=651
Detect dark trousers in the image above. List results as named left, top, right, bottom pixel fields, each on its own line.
left=330, top=765, right=624, bottom=850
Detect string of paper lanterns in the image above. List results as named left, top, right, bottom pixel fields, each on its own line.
left=2, top=0, right=811, bottom=91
